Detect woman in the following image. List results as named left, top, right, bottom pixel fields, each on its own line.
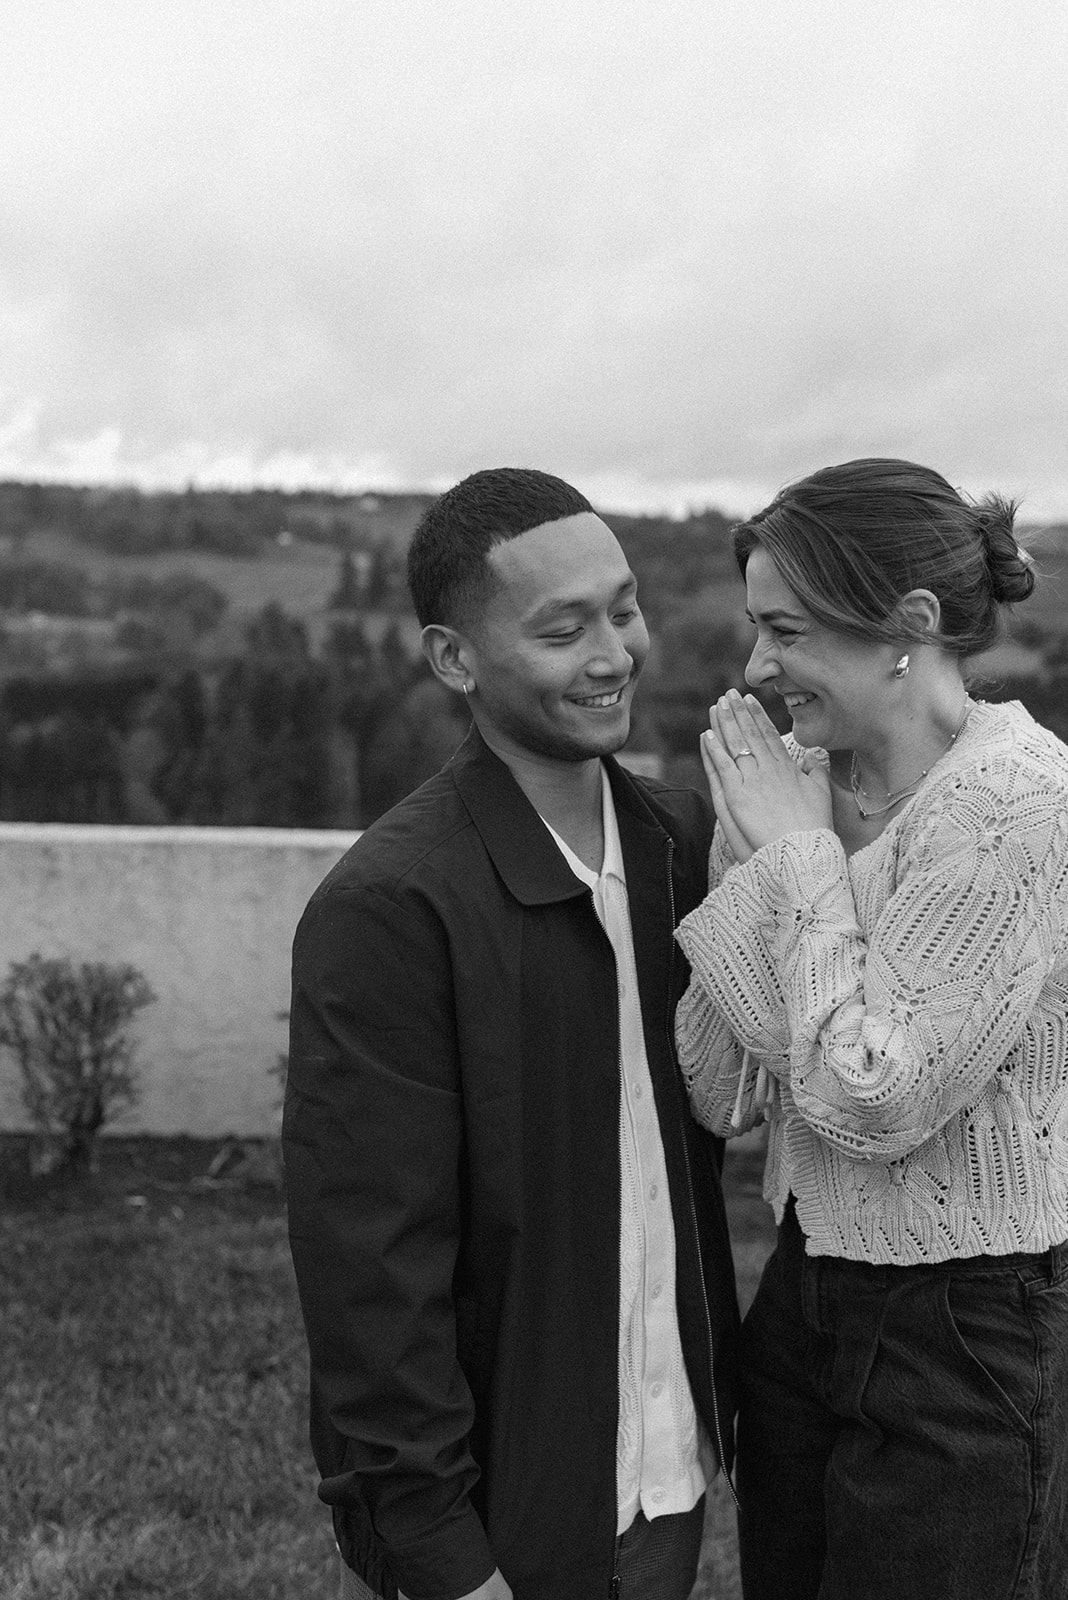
left=674, top=458, right=1068, bottom=1599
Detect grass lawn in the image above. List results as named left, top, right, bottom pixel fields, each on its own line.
left=0, top=1133, right=774, bottom=1599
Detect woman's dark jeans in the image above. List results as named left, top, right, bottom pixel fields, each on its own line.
left=738, top=1200, right=1068, bottom=1599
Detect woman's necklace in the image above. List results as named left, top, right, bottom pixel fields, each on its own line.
left=850, top=701, right=972, bottom=820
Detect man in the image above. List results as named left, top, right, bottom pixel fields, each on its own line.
left=283, top=468, right=739, bottom=1600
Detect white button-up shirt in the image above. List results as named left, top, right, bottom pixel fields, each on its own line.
left=541, top=765, right=710, bottom=1534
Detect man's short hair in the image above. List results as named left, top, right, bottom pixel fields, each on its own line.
left=407, top=467, right=594, bottom=630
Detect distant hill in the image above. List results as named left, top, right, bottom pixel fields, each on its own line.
left=1, top=480, right=1067, bottom=830
left=0, top=478, right=1062, bottom=642
left=0, top=478, right=741, bottom=627
left=0, top=479, right=436, bottom=559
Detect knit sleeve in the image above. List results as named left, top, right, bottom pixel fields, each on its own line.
left=675, top=824, right=792, bottom=1136
left=676, top=764, right=1068, bottom=1160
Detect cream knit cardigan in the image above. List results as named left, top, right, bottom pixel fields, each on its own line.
left=675, top=698, right=1068, bottom=1264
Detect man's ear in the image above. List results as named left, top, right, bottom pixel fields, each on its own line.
left=892, top=588, right=942, bottom=639
left=421, top=623, right=474, bottom=695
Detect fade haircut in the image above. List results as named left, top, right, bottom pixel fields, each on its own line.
left=407, top=467, right=594, bottom=630
left=733, top=458, right=1034, bottom=658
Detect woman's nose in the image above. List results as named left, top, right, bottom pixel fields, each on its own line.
left=745, top=639, right=778, bottom=688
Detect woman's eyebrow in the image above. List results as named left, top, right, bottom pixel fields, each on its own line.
left=745, top=606, right=808, bottom=624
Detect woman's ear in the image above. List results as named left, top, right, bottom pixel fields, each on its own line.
left=893, top=588, right=942, bottom=640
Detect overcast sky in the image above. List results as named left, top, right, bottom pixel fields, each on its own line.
left=1, top=0, right=1066, bottom=519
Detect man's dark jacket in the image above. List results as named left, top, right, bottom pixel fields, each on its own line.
left=283, top=728, right=739, bottom=1600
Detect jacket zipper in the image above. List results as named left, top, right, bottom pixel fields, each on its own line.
left=665, top=837, right=738, bottom=1510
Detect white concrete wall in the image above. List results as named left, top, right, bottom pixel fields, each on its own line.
left=0, top=824, right=355, bottom=1137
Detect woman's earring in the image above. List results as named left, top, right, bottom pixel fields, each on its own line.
left=893, top=654, right=910, bottom=679
left=462, top=682, right=472, bottom=697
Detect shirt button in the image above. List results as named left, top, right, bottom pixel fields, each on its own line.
left=650, top=1283, right=662, bottom=1300
left=652, top=1488, right=665, bottom=1504
left=650, top=1382, right=664, bottom=1398
left=634, top=1083, right=643, bottom=1098
left=649, top=1183, right=659, bottom=1200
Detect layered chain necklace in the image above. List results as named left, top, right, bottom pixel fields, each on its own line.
left=850, top=701, right=972, bottom=820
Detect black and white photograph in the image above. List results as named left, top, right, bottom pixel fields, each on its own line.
left=2, top=3, right=1067, bottom=1597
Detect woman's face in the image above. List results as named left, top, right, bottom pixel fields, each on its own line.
left=742, top=546, right=890, bottom=751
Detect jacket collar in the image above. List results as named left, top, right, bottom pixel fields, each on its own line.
left=448, top=726, right=666, bottom=907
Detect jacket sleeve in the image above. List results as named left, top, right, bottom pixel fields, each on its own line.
left=283, top=879, right=496, bottom=1600
left=676, top=767, right=1068, bottom=1161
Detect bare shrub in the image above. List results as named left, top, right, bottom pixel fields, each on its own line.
left=0, top=953, right=156, bottom=1174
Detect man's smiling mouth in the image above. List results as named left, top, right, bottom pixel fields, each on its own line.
left=571, top=687, right=626, bottom=709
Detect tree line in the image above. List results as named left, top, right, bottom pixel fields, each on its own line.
left=4, top=597, right=1063, bottom=832
left=0, top=606, right=464, bottom=829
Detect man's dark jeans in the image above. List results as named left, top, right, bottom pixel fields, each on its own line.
left=339, top=1498, right=706, bottom=1600
left=614, top=1498, right=706, bottom=1598
left=737, top=1200, right=1068, bottom=1599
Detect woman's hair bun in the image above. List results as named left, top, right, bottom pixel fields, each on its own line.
left=975, top=494, right=1035, bottom=605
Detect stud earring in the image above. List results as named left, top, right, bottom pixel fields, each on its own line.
left=893, top=654, right=910, bottom=679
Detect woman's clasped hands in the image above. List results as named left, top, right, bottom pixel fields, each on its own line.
left=701, top=689, right=832, bottom=864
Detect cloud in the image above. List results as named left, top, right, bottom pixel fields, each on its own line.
left=0, top=0, right=1066, bottom=516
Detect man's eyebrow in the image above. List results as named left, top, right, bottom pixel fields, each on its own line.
left=529, top=576, right=637, bottom=626
left=528, top=598, right=585, bottom=623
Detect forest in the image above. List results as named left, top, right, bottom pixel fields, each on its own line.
left=0, top=479, right=1065, bottom=830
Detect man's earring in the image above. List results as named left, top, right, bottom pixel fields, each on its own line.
left=893, top=654, right=910, bottom=679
